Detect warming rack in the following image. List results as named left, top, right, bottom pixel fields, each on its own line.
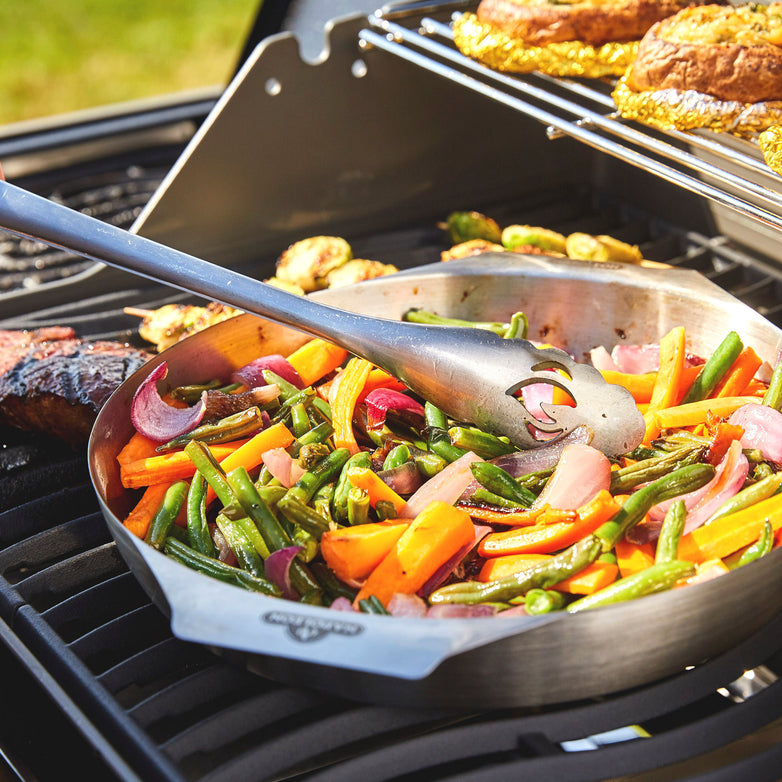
left=362, top=4, right=782, bottom=233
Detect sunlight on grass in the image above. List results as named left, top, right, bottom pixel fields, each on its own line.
left=0, top=0, right=258, bottom=125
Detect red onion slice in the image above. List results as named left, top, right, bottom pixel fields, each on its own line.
left=262, top=447, right=306, bottom=488
left=330, top=597, right=358, bottom=612
left=387, top=593, right=428, bottom=617
left=377, top=461, right=422, bottom=496
left=265, top=546, right=302, bottom=600
left=729, top=403, right=782, bottom=465
left=231, top=354, right=303, bottom=389
left=532, top=443, right=611, bottom=510
left=365, top=388, right=425, bottom=430
left=426, top=604, right=497, bottom=618
left=418, top=524, right=492, bottom=597
left=401, top=451, right=483, bottom=518
left=131, top=362, right=207, bottom=442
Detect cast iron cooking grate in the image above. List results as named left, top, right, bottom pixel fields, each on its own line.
left=3, top=188, right=782, bottom=780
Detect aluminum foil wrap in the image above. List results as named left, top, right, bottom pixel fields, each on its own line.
left=759, top=125, right=782, bottom=176
left=612, top=77, right=782, bottom=138
left=452, top=12, right=638, bottom=78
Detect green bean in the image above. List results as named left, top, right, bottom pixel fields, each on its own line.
left=215, top=513, right=266, bottom=577
left=186, top=472, right=216, bottom=557
left=290, top=402, right=310, bottom=438
left=626, top=445, right=667, bottom=461
left=516, top=468, right=554, bottom=493
left=145, top=481, right=188, bottom=550
left=170, top=379, right=221, bottom=404
left=312, top=483, right=335, bottom=524
left=383, top=444, right=411, bottom=471
left=164, top=538, right=281, bottom=595
left=403, top=308, right=508, bottom=336
left=470, top=488, right=527, bottom=510
left=375, top=500, right=398, bottom=521
left=311, top=396, right=332, bottom=421
left=332, top=451, right=372, bottom=522
left=348, top=486, right=371, bottom=526
left=310, top=562, right=358, bottom=602
left=255, top=485, right=287, bottom=507
left=470, top=462, right=536, bottom=507
left=680, top=332, right=743, bottom=404
left=503, top=312, right=528, bottom=340
left=752, top=462, right=776, bottom=482
left=300, top=589, right=325, bottom=606
left=184, top=440, right=235, bottom=507
left=157, top=407, right=265, bottom=453
left=762, top=357, right=782, bottom=410
left=295, top=421, right=334, bottom=447
left=735, top=520, right=774, bottom=568
left=284, top=448, right=350, bottom=506
left=358, top=595, right=390, bottom=615
left=448, top=426, right=515, bottom=459
left=261, top=369, right=302, bottom=401
left=655, top=500, right=686, bottom=564
left=409, top=447, right=447, bottom=479
left=292, top=526, right=319, bottom=562
left=425, top=402, right=468, bottom=462
left=595, top=464, right=715, bottom=551
left=233, top=515, right=271, bottom=559
left=524, top=589, right=567, bottom=614
left=567, top=560, right=695, bottom=612
left=277, top=495, right=330, bottom=538
left=429, top=535, right=602, bottom=604
left=609, top=445, right=704, bottom=493
left=707, top=473, right=782, bottom=523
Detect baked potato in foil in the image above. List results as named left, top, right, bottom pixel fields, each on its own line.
left=760, top=125, right=782, bottom=176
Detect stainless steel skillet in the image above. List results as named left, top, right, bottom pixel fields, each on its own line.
left=88, top=253, right=782, bottom=709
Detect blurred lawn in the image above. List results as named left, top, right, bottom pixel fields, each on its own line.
left=0, top=0, right=259, bottom=125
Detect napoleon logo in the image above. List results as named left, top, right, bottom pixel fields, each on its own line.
left=263, top=611, right=364, bottom=643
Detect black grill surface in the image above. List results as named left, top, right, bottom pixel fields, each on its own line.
left=1, top=177, right=782, bottom=781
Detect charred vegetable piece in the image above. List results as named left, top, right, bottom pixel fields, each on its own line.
left=325, top=259, right=398, bottom=287
left=565, top=233, right=642, bottom=264
left=655, top=500, right=686, bottom=564
left=425, top=403, right=468, bottom=463
left=186, top=473, right=216, bottom=557
left=449, top=426, right=515, bottom=459
left=275, top=236, right=353, bottom=292
left=470, top=461, right=536, bottom=507
left=145, top=481, right=188, bottom=550
left=157, top=407, right=265, bottom=452
left=609, top=445, right=704, bottom=493
left=501, top=225, right=567, bottom=253
left=441, top=210, right=502, bottom=244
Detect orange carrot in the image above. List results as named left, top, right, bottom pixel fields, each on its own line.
left=123, top=483, right=172, bottom=538
left=651, top=396, right=760, bottom=431
left=287, top=339, right=349, bottom=386
left=643, top=326, right=685, bottom=442
left=614, top=538, right=655, bottom=578
left=347, top=467, right=406, bottom=516
left=478, top=553, right=550, bottom=582
left=711, top=347, right=763, bottom=399
left=121, top=442, right=247, bottom=489
left=355, top=501, right=475, bottom=608
left=555, top=560, right=619, bottom=594
left=678, top=492, right=782, bottom=563
left=330, top=357, right=373, bottom=455
left=478, top=490, right=620, bottom=557
left=204, top=422, right=294, bottom=505
left=117, top=431, right=160, bottom=466
left=320, top=521, right=409, bottom=582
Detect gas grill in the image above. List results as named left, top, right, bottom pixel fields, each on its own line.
left=1, top=2, right=782, bottom=779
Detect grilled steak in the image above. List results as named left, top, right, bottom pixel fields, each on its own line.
left=0, top=328, right=151, bottom=442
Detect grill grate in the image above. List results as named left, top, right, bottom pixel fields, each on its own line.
left=3, top=151, right=782, bottom=782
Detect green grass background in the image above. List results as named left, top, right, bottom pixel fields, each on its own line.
left=0, top=0, right=259, bottom=125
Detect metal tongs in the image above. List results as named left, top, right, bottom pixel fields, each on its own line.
left=0, top=181, right=644, bottom=456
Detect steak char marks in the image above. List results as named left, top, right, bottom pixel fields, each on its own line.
left=0, top=327, right=151, bottom=442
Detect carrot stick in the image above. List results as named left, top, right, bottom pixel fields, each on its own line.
left=615, top=538, right=655, bottom=578
left=347, top=467, right=406, bottom=516
left=204, top=422, right=294, bottom=505
left=677, top=492, right=782, bottom=563
left=651, top=396, right=760, bottom=431
left=123, top=483, right=172, bottom=538
left=121, top=442, right=247, bottom=489
left=478, top=553, right=550, bottom=582
left=286, top=339, right=349, bottom=386
left=117, top=431, right=160, bottom=465
left=478, top=490, right=620, bottom=557
left=597, top=366, right=703, bottom=405
left=357, top=367, right=408, bottom=403
left=320, top=520, right=409, bottom=582
left=330, top=357, right=373, bottom=455
left=354, top=501, right=475, bottom=607
left=711, top=347, right=763, bottom=399
left=643, top=326, right=685, bottom=442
